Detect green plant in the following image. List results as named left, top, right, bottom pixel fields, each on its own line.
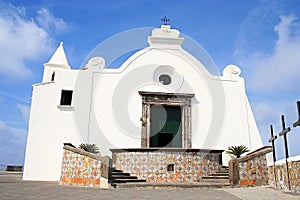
left=226, top=145, right=249, bottom=158
left=78, top=143, right=100, bottom=154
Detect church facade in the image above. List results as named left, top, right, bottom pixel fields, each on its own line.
left=23, top=25, right=263, bottom=181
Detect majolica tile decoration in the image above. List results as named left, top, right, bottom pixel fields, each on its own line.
left=268, top=161, right=300, bottom=192
left=228, top=146, right=272, bottom=186
left=238, top=155, right=268, bottom=186
left=59, top=145, right=110, bottom=188
left=112, top=150, right=223, bottom=183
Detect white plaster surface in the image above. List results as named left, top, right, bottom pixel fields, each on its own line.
left=23, top=25, right=263, bottom=181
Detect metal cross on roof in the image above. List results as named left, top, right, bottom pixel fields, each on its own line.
left=293, top=101, right=300, bottom=127
left=268, top=124, right=277, bottom=188
left=278, top=114, right=291, bottom=190
left=161, top=16, right=170, bottom=25
left=279, top=114, right=291, bottom=158
left=268, top=125, right=277, bottom=161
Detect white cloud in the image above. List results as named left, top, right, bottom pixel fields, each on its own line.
left=239, top=14, right=300, bottom=94
left=17, top=104, right=30, bottom=122
left=252, top=101, right=298, bottom=136
left=251, top=100, right=300, bottom=160
left=0, top=2, right=70, bottom=82
left=233, top=2, right=300, bottom=159
left=0, top=2, right=71, bottom=165
left=252, top=102, right=278, bottom=123
left=251, top=102, right=279, bottom=143
left=0, top=120, right=27, bottom=165
left=36, top=8, right=70, bottom=34
left=0, top=120, right=6, bottom=130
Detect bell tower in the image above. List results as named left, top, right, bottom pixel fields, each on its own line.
left=42, top=42, right=70, bottom=83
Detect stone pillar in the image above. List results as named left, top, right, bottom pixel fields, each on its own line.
left=141, top=100, right=147, bottom=148
left=187, top=104, right=192, bottom=148
left=146, top=104, right=151, bottom=147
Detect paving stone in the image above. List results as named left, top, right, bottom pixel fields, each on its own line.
left=1, top=172, right=299, bottom=200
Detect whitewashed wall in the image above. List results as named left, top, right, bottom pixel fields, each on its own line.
left=23, top=26, right=263, bottom=181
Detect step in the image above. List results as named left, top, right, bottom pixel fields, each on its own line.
left=112, top=182, right=232, bottom=189
left=112, top=179, right=147, bottom=183
left=112, top=175, right=138, bottom=180
left=219, top=169, right=229, bottom=172
left=218, top=169, right=229, bottom=173
left=111, top=168, right=147, bottom=184
left=111, top=169, right=123, bottom=173
left=209, top=173, right=229, bottom=176
left=202, top=176, right=229, bottom=180
left=111, top=172, right=131, bottom=176
left=218, top=171, right=229, bottom=174
left=200, top=178, right=229, bottom=183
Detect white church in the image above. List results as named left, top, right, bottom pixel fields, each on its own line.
left=23, top=25, right=263, bottom=181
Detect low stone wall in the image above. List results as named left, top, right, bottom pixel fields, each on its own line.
left=229, top=146, right=272, bottom=186
left=268, top=158, right=300, bottom=192
left=60, top=144, right=111, bottom=188
left=111, top=148, right=224, bottom=183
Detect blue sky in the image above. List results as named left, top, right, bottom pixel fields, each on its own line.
left=0, top=0, right=300, bottom=165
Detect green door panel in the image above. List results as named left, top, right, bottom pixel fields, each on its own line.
left=150, top=105, right=182, bottom=147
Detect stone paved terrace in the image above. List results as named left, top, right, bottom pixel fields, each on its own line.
left=1, top=172, right=300, bottom=200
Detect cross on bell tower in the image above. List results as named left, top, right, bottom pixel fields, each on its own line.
left=161, top=16, right=170, bottom=25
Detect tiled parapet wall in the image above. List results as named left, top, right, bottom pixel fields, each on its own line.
left=60, top=144, right=111, bottom=188
left=268, top=159, right=300, bottom=192
left=111, top=148, right=224, bottom=183
left=229, top=146, right=272, bottom=186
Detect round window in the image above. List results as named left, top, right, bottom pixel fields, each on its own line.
left=159, top=74, right=171, bottom=85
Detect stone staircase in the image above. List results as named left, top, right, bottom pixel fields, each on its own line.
left=111, top=167, right=231, bottom=188
left=110, top=168, right=146, bottom=187
left=201, top=166, right=230, bottom=185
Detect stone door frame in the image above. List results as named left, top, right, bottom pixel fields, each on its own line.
left=139, top=91, right=194, bottom=148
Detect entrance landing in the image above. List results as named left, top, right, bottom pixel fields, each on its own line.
left=110, top=148, right=224, bottom=183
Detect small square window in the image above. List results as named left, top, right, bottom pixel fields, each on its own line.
left=167, top=164, right=174, bottom=172
left=60, top=90, right=73, bottom=106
